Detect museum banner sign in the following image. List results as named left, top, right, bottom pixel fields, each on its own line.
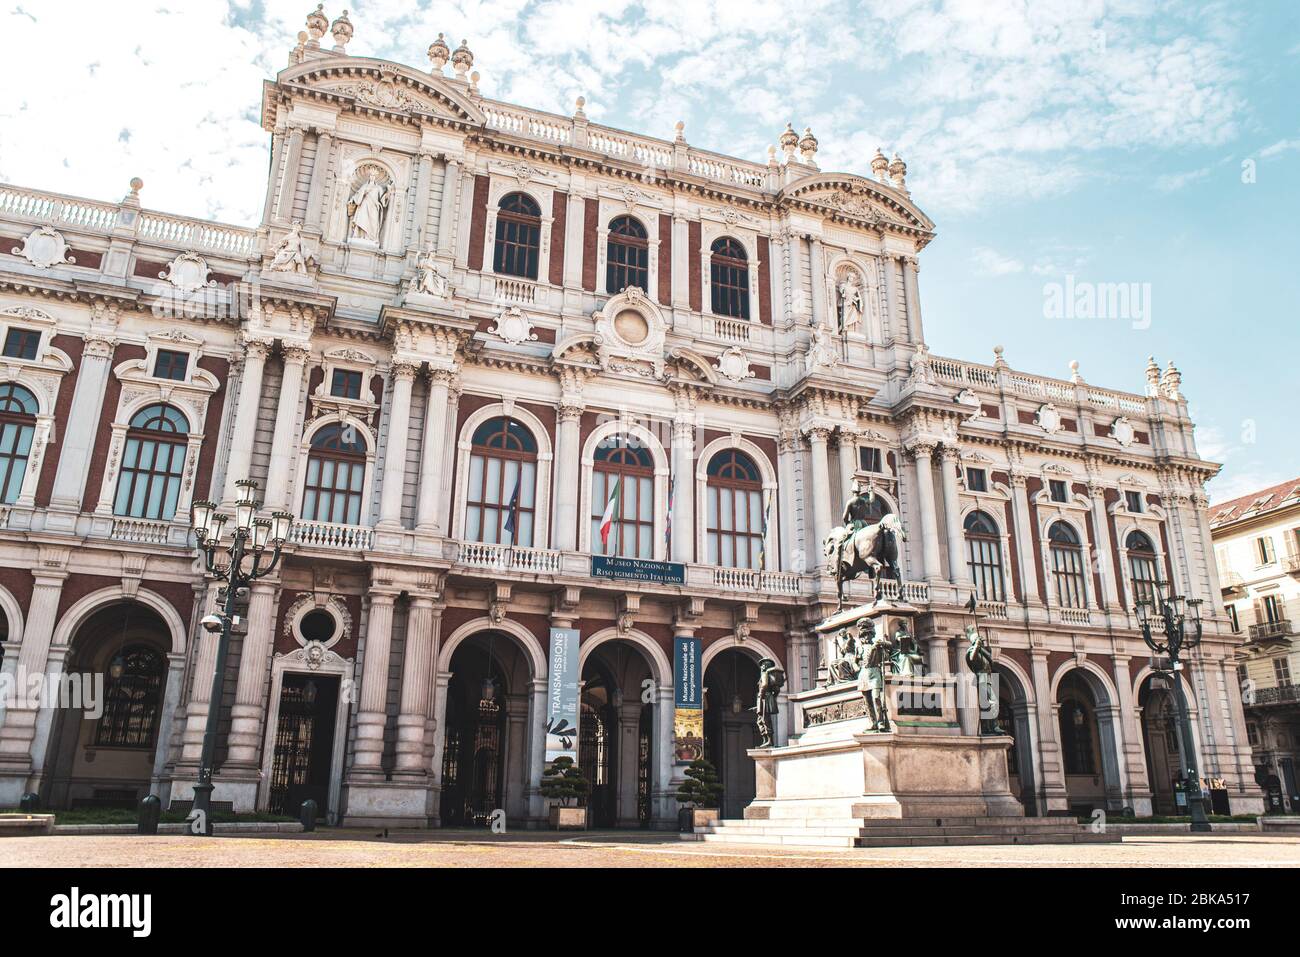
left=545, top=627, right=580, bottom=765
left=673, top=636, right=703, bottom=765
left=590, top=555, right=686, bottom=585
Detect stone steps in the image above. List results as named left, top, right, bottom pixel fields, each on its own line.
left=688, top=814, right=1119, bottom=849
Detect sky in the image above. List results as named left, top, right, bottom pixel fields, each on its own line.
left=1, top=0, right=1296, bottom=502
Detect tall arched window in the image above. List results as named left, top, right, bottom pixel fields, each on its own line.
left=965, top=510, right=1005, bottom=602
left=493, top=192, right=541, bottom=279
left=706, top=449, right=766, bottom=569
left=1049, top=521, right=1087, bottom=608
left=1126, top=530, right=1160, bottom=608
left=0, top=383, right=37, bottom=505
left=591, top=436, right=654, bottom=559
left=302, top=423, right=367, bottom=525
left=606, top=215, right=649, bottom=293
left=95, top=645, right=165, bottom=748
left=710, top=237, right=749, bottom=319
left=465, top=416, right=538, bottom=547
left=113, top=403, right=189, bottom=521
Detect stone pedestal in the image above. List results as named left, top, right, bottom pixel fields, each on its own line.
left=342, top=781, right=433, bottom=828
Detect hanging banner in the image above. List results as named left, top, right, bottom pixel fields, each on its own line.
left=545, top=627, right=580, bottom=766
left=673, top=636, right=704, bottom=765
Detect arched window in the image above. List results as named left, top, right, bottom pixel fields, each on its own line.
left=706, top=449, right=766, bottom=570
left=1058, top=674, right=1099, bottom=775
left=493, top=192, right=541, bottom=279
left=113, top=403, right=189, bottom=521
left=591, top=436, right=655, bottom=559
left=0, top=383, right=38, bottom=505
left=95, top=645, right=165, bottom=748
left=1126, top=530, right=1160, bottom=608
left=965, top=510, right=1005, bottom=602
left=710, top=237, right=749, bottom=319
left=302, top=423, right=367, bottom=525
left=1049, top=521, right=1087, bottom=609
left=606, top=215, right=649, bottom=293
left=465, top=416, right=538, bottom=547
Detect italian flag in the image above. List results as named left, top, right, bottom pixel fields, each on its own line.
left=599, top=477, right=622, bottom=547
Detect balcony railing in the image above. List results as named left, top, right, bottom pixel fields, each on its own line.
left=1220, top=571, right=1245, bottom=592
left=491, top=276, right=537, bottom=304
left=1056, top=606, right=1093, bottom=626
left=705, top=315, right=752, bottom=344
left=1253, top=685, right=1300, bottom=706
left=1283, top=555, right=1300, bottom=575
left=289, top=521, right=374, bottom=551
left=1249, top=619, right=1292, bottom=642
left=978, top=600, right=1010, bottom=620
left=455, top=540, right=563, bottom=574
left=711, top=566, right=802, bottom=596
left=108, top=518, right=174, bottom=545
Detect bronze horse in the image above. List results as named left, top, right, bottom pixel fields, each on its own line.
left=823, top=513, right=905, bottom=608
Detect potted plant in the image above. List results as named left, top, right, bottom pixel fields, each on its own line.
left=675, top=758, right=723, bottom=831
left=540, top=756, right=591, bottom=830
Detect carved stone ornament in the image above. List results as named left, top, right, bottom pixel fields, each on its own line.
left=328, top=72, right=433, bottom=113
left=488, top=306, right=539, bottom=346
left=804, top=322, right=839, bottom=373
left=11, top=225, right=74, bottom=269
left=1035, top=403, right=1063, bottom=435
left=592, top=288, right=667, bottom=378
left=159, top=251, right=215, bottom=293
left=1109, top=416, right=1136, bottom=447
left=408, top=247, right=452, bottom=299
left=266, top=221, right=315, bottom=275
left=714, top=346, right=756, bottom=383
left=954, top=388, right=984, bottom=422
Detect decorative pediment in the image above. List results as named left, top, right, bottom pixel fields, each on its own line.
left=277, top=61, right=487, bottom=126
left=322, top=346, right=376, bottom=366
left=780, top=173, right=934, bottom=233
left=666, top=348, right=718, bottom=385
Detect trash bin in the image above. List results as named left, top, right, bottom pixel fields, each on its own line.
left=299, top=799, right=318, bottom=832
left=18, top=792, right=38, bottom=813
left=138, top=795, right=161, bottom=835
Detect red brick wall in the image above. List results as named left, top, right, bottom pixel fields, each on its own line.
left=581, top=198, right=599, bottom=292
left=548, top=191, right=567, bottom=286
left=688, top=220, right=702, bottom=312
left=466, top=174, right=490, bottom=271
left=35, top=334, right=84, bottom=507
left=757, top=235, right=772, bottom=325
left=657, top=214, right=672, bottom=306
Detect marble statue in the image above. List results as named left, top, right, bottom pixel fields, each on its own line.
left=804, top=321, right=838, bottom=373
left=858, top=626, right=894, bottom=732
left=267, top=221, right=313, bottom=275
left=410, top=247, right=451, bottom=298
left=837, top=273, right=863, bottom=333
left=963, top=624, right=1004, bottom=736
left=755, top=658, right=787, bottom=748
left=348, top=171, right=390, bottom=243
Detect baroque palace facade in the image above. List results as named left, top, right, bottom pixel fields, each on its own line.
left=0, top=9, right=1261, bottom=826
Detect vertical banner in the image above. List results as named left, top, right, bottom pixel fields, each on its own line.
left=673, top=636, right=703, bottom=764
left=545, top=627, right=580, bottom=765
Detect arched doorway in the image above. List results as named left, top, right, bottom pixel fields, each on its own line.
left=703, top=649, right=761, bottom=820
left=1056, top=669, right=1122, bottom=814
left=440, top=631, right=531, bottom=827
left=1139, top=675, right=1182, bottom=815
left=580, top=639, right=655, bottom=828
left=993, top=664, right=1036, bottom=815
left=43, top=601, right=172, bottom=809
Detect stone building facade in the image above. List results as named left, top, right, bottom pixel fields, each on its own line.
left=1211, top=478, right=1300, bottom=812
left=0, top=9, right=1261, bottom=826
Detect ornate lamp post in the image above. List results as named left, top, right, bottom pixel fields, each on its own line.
left=187, top=479, right=293, bottom=833
left=1135, top=582, right=1211, bottom=832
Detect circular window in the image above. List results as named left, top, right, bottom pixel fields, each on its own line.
left=299, top=608, right=338, bottom=644
left=613, top=308, right=649, bottom=345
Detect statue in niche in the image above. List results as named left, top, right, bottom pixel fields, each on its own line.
left=348, top=169, right=390, bottom=243
left=267, top=221, right=313, bottom=275
left=837, top=272, right=864, bottom=334
left=410, top=246, right=451, bottom=298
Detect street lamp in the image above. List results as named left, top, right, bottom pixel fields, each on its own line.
left=188, top=480, right=294, bottom=833
left=1135, top=580, right=1210, bottom=833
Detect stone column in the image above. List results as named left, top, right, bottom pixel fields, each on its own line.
left=776, top=425, right=800, bottom=572
left=263, top=345, right=309, bottom=510
left=179, top=584, right=223, bottom=766
left=48, top=335, right=116, bottom=511
left=808, top=236, right=827, bottom=329
left=352, top=592, right=397, bottom=774
left=881, top=255, right=901, bottom=342
left=274, top=125, right=306, bottom=224
left=903, top=255, right=924, bottom=343
left=304, top=129, right=333, bottom=229
left=1009, top=473, right=1042, bottom=604
left=1030, top=649, right=1068, bottom=813
left=671, top=213, right=690, bottom=310
left=436, top=157, right=460, bottom=256
left=552, top=402, right=583, bottom=551
left=564, top=192, right=585, bottom=289
left=415, top=369, right=453, bottom=533
left=395, top=597, right=441, bottom=774
left=1112, top=651, right=1152, bottom=811
left=261, top=126, right=287, bottom=225
left=0, top=570, right=66, bottom=771
left=939, top=446, right=971, bottom=588
left=1088, top=481, right=1121, bottom=611
left=222, top=339, right=270, bottom=503
left=805, top=428, right=834, bottom=563
left=908, top=442, right=943, bottom=582
left=377, top=360, right=418, bottom=530
left=224, top=581, right=279, bottom=768
left=836, top=428, right=857, bottom=508
left=671, top=415, right=695, bottom=563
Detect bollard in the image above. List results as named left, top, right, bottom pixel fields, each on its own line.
left=19, top=792, right=38, bottom=813
left=299, top=798, right=318, bottom=832
left=137, top=795, right=161, bottom=835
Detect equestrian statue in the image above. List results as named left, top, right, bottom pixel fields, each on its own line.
left=822, top=480, right=905, bottom=608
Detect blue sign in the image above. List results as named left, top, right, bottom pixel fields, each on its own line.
left=673, top=636, right=704, bottom=764
left=545, top=627, right=580, bottom=764
left=591, top=555, right=686, bottom=585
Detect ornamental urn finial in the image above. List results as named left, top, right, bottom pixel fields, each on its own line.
left=428, top=32, right=450, bottom=73
left=1145, top=355, right=1161, bottom=396
left=1161, top=360, right=1183, bottom=401
left=993, top=344, right=1008, bottom=369
left=674, top=120, right=686, bottom=143
left=889, top=152, right=908, bottom=191
left=574, top=96, right=587, bottom=119
left=779, top=122, right=798, bottom=159
left=767, top=144, right=778, bottom=166
left=1069, top=359, right=1082, bottom=383
left=798, top=127, right=819, bottom=163
left=330, top=10, right=353, bottom=53
left=123, top=177, right=144, bottom=206
left=305, top=4, right=328, bottom=45
left=451, top=38, right=474, bottom=78
left=871, top=147, right=889, bottom=180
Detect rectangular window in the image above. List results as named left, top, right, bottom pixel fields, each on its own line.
left=1049, top=479, right=1068, bottom=503
left=1227, top=605, right=1240, bottom=632
left=1247, top=723, right=1259, bottom=747
left=858, top=447, right=883, bottom=474
left=153, top=349, right=189, bottom=381
left=1256, top=535, right=1276, bottom=565
left=331, top=369, right=363, bottom=400
left=1125, top=490, right=1143, bottom=513
left=2, top=328, right=40, bottom=360
left=1262, top=594, right=1284, bottom=623
left=1274, top=657, right=1292, bottom=687
left=966, top=468, right=987, bottom=493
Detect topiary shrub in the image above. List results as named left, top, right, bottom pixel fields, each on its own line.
left=675, top=758, right=723, bottom=809
left=539, top=756, right=591, bottom=807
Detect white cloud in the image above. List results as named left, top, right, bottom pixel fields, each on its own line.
left=970, top=246, right=1024, bottom=276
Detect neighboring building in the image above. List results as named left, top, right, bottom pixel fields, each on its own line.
left=1211, top=478, right=1300, bottom=812
left=0, top=8, right=1261, bottom=826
